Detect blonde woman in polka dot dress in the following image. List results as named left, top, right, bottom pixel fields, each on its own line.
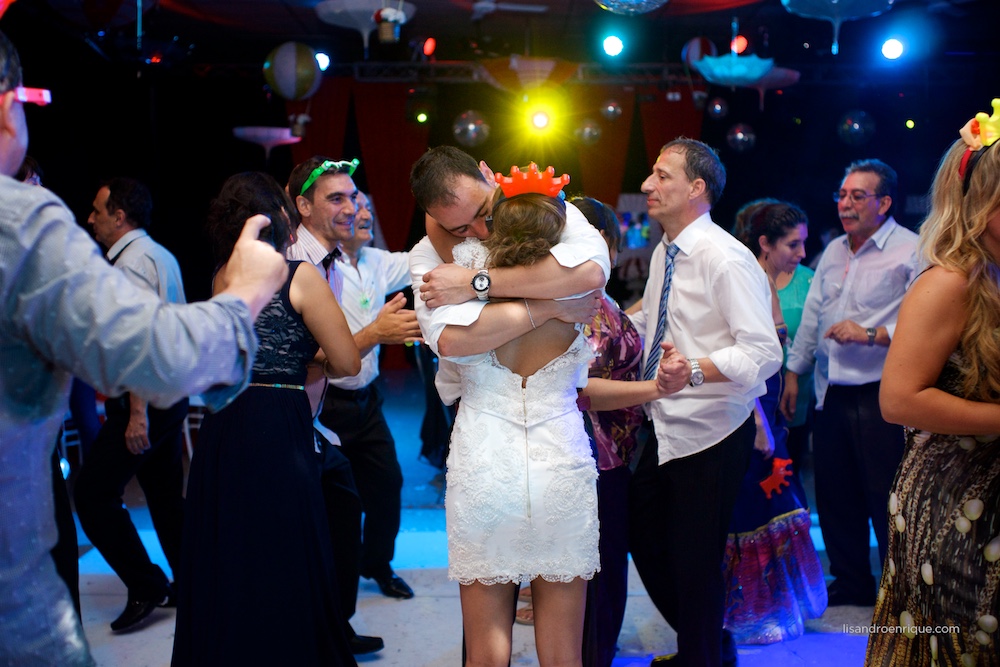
left=867, top=104, right=1000, bottom=666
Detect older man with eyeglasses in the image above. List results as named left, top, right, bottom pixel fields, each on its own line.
left=780, top=159, right=919, bottom=608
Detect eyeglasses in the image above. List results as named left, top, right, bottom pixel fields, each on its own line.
left=299, top=158, right=360, bottom=196
left=11, top=87, right=52, bottom=106
left=833, top=190, right=882, bottom=204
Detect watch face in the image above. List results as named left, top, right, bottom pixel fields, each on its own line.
left=472, top=274, right=490, bottom=291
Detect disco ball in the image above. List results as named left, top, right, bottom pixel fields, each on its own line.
left=453, top=110, right=491, bottom=148
left=601, top=99, right=623, bottom=121
left=837, top=110, right=876, bottom=146
left=707, top=97, right=729, bottom=119
left=574, top=120, right=603, bottom=146
left=726, top=123, right=757, bottom=152
left=593, top=0, right=669, bottom=15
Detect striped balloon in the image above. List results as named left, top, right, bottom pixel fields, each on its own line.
left=681, top=37, right=718, bottom=68
left=262, top=42, right=322, bottom=101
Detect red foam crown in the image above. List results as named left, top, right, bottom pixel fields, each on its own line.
left=494, top=163, right=570, bottom=198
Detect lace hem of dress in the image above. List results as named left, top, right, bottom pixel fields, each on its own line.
left=450, top=570, right=599, bottom=586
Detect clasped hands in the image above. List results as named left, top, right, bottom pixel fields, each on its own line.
left=654, top=342, right=690, bottom=396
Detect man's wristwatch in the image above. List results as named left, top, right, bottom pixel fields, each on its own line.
left=471, top=269, right=491, bottom=301
left=866, top=327, right=877, bottom=347
left=688, top=358, right=705, bottom=387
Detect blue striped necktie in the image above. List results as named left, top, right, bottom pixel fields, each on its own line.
left=642, top=243, right=680, bottom=381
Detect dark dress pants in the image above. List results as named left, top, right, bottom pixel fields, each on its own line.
left=74, top=395, right=187, bottom=600
left=50, top=445, right=80, bottom=618
left=583, top=464, right=632, bottom=667
left=319, top=383, right=403, bottom=579
left=629, top=417, right=755, bottom=667
left=813, top=382, right=905, bottom=601
left=316, top=435, right=364, bottom=625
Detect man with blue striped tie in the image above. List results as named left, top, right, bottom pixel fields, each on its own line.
left=627, top=139, right=783, bottom=667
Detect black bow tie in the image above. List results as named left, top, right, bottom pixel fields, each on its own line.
left=321, top=248, right=342, bottom=271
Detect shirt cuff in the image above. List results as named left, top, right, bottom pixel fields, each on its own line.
left=198, top=295, right=258, bottom=412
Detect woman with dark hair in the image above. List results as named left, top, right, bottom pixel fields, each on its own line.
left=866, top=103, right=1000, bottom=666
left=171, top=172, right=360, bottom=666
left=734, top=200, right=816, bottom=471
left=572, top=196, right=645, bottom=666
left=725, top=200, right=827, bottom=645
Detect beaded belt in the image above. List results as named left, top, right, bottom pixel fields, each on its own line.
left=248, top=382, right=305, bottom=391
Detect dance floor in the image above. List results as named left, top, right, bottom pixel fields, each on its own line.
left=72, top=367, right=878, bottom=666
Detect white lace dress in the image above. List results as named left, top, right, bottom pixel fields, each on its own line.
left=443, top=240, right=601, bottom=585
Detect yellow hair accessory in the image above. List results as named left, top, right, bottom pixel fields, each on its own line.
left=960, top=98, right=1000, bottom=151
left=959, top=98, right=1000, bottom=192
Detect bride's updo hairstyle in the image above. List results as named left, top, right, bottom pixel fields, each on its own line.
left=483, top=193, right=566, bottom=268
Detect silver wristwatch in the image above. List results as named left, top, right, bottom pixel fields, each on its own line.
left=471, top=269, right=491, bottom=301
left=866, top=327, right=877, bottom=347
left=688, top=358, right=705, bottom=387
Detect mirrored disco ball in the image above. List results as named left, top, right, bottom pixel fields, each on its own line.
left=574, top=120, right=603, bottom=146
left=593, top=0, right=669, bottom=15
left=837, top=110, right=876, bottom=146
left=726, top=123, right=757, bottom=152
left=453, top=110, right=491, bottom=148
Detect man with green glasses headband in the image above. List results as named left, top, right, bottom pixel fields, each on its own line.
left=286, top=155, right=417, bottom=654
left=299, top=158, right=360, bottom=197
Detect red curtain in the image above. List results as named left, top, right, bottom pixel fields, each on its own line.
left=637, top=83, right=706, bottom=170
left=572, top=85, right=636, bottom=207
left=352, top=81, right=431, bottom=252
left=287, top=77, right=353, bottom=167
left=665, top=0, right=764, bottom=15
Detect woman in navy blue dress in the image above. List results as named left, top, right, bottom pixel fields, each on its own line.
left=172, top=172, right=360, bottom=666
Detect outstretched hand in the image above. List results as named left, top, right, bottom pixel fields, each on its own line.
left=370, top=293, right=423, bottom=345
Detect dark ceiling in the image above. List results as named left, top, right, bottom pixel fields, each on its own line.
left=12, top=0, right=996, bottom=74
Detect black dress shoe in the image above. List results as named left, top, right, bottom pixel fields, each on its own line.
left=110, top=592, right=167, bottom=632
left=370, top=572, right=414, bottom=599
left=158, top=582, right=176, bottom=608
left=347, top=627, right=384, bottom=655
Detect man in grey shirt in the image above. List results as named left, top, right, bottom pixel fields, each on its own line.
left=0, top=30, right=287, bottom=666
left=73, top=178, right=190, bottom=633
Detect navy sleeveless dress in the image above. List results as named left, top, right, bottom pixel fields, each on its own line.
left=172, top=261, right=355, bottom=666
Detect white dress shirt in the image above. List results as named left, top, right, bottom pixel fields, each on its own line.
left=629, top=213, right=782, bottom=464
left=328, top=246, right=411, bottom=390
left=285, top=225, right=342, bottom=300
left=785, top=217, right=919, bottom=408
left=408, top=200, right=612, bottom=356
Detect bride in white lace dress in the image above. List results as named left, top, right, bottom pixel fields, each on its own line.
left=442, top=193, right=684, bottom=667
